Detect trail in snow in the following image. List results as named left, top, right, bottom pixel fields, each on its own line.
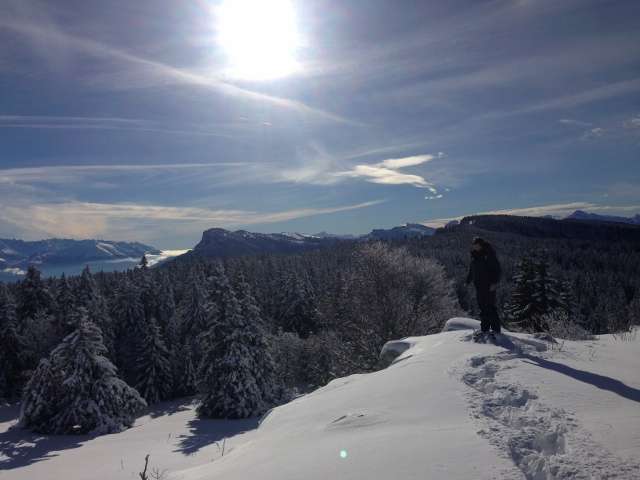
left=457, top=333, right=640, bottom=480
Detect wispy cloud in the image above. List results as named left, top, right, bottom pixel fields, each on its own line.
left=422, top=202, right=640, bottom=227
left=0, top=163, right=253, bottom=187
left=0, top=115, right=238, bottom=137
left=335, top=154, right=437, bottom=190
left=1, top=20, right=359, bottom=125
left=517, top=78, right=640, bottom=114
left=559, top=119, right=593, bottom=127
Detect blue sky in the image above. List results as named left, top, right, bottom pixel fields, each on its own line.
left=1, top=0, right=639, bottom=248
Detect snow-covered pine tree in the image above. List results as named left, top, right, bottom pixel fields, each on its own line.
left=134, top=317, right=173, bottom=404
left=16, top=265, right=54, bottom=321
left=196, top=279, right=265, bottom=419
left=76, top=266, right=114, bottom=356
left=20, top=309, right=146, bottom=434
left=110, top=281, right=146, bottom=384
left=235, top=275, right=280, bottom=405
left=505, top=253, right=568, bottom=332
left=155, top=273, right=176, bottom=332
left=0, top=285, right=26, bottom=400
left=177, top=273, right=210, bottom=342
left=275, top=273, right=320, bottom=338
left=172, top=340, right=197, bottom=397
left=54, top=274, right=76, bottom=340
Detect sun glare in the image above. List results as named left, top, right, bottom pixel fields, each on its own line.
left=217, top=0, right=301, bottom=81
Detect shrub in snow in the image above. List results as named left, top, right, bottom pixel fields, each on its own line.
left=543, top=310, right=594, bottom=341
left=20, top=310, right=146, bottom=434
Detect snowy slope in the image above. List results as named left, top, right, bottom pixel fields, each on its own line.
left=1, top=319, right=639, bottom=480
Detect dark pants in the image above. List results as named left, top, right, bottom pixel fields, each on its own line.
left=476, top=287, right=501, bottom=333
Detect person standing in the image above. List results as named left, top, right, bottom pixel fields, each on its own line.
left=466, top=237, right=502, bottom=333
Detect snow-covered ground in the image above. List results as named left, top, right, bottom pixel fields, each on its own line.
left=1, top=318, right=639, bottom=479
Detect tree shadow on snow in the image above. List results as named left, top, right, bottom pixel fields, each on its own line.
left=146, top=397, right=194, bottom=419
left=519, top=353, right=640, bottom=403
left=176, top=416, right=260, bottom=456
left=0, top=424, right=96, bottom=470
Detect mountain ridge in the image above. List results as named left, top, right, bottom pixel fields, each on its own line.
left=0, top=238, right=159, bottom=271
left=181, top=223, right=436, bottom=260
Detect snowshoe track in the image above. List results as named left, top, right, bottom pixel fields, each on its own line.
left=459, top=338, right=639, bottom=479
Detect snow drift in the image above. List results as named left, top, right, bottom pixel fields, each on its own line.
left=1, top=318, right=639, bottom=480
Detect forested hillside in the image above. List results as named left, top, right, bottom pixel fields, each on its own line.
left=1, top=215, right=639, bottom=434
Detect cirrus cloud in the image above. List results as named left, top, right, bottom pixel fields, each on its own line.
left=335, top=154, right=438, bottom=191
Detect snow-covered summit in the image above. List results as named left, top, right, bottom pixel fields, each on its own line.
left=2, top=319, right=638, bottom=480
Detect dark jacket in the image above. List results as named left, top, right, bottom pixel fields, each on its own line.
left=466, top=244, right=501, bottom=291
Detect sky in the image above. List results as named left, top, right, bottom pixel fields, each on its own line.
left=1, top=0, right=639, bottom=249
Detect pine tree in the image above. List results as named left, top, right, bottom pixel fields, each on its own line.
left=134, top=318, right=172, bottom=404
left=235, top=275, right=280, bottom=405
left=20, top=310, right=146, bottom=434
left=276, top=273, right=320, bottom=338
left=172, top=340, right=197, bottom=397
left=76, top=266, right=114, bottom=356
left=111, top=281, right=146, bottom=383
left=505, top=253, right=568, bottom=332
left=0, top=285, right=26, bottom=400
left=178, top=274, right=210, bottom=341
left=197, top=282, right=266, bottom=419
left=54, top=274, right=76, bottom=339
left=16, top=265, right=54, bottom=321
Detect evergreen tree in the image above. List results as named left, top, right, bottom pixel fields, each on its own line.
left=76, top=266, right=114, bottom=356
left=197, top=282, right=265, bottom=419
left=172, top=340, right=197, bottom=397
left=20, top=310, right=146, bottom=434
left=54, top=274, right=76, bottom=339
left=275, top=273, right=320, bottom=338
left=235, top=275, right=280, bottom=405
left=505, top=253, right=568, bottom=332
left=111, top=281, right=146, bottom=383
left=0, top=285, right=26, bottom=399
left=178, top=274, right=210, bottom=341
left=155, top=274, right=176, bottom=332
left=16, top=265, right=54, bottom=321
left=134, top=318, right=172, bottom=404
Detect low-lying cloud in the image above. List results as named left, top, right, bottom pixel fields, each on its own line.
left=0, top=199, right=385, bottom=243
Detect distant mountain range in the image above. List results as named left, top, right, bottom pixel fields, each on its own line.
left=0, top=238, right=159, bottom=274
left=564, top=210, right=640, bottom=225
left=4, top=210, right=638, bottom=276
left=182, top=223, right=436, bottom=260
left=458, top=213, right=640, bottom=242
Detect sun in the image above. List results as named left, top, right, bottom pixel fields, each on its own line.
left=216, top=0, right=301, bottom=81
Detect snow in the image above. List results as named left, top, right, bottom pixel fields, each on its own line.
left=442, top=317, right=483, bottom=332
left=95, top=242, right=123, bottom=257
left=2, top=319, right=639, bottom=479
